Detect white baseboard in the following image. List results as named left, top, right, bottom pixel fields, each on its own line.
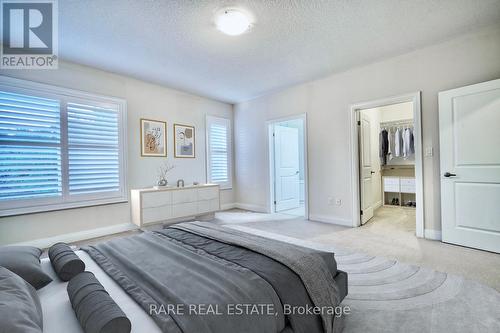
left=13, top=223, right=138, bottom=249
left=424, top=229, right=442, bottom=240
left=373, top=200, right=383, bottom=210
left=234, top=202, right=269, bottom=213
left=309, top=214, right=353, bottom=227
left=220, top=203, right=237, bottom=210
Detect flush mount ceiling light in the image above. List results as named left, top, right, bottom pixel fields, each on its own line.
left=215, top=9, right=252, bottom=36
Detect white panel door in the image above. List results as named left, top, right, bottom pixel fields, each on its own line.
left=274, top=125, right=300, bottom=212
left=439, top=79, right=500, bottom=253
left=360, top=113, right=375, bottom=224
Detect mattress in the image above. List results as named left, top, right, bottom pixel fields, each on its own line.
left=38, top=250, right=161, bottom=333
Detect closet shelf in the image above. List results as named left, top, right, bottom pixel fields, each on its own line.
left=382, top=176, right=416, bottom=209
left=382, top=165, right=415, bottom=170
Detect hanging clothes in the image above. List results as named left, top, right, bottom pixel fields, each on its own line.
left=403, top=127, right=413, bottom=158
left=387, top=128, right=393, bottom=160
left=394, top=128, right=402, bottom=157
left=410, top=128, right=415, bottom=154
left=379, top=129, right=388, bottom=166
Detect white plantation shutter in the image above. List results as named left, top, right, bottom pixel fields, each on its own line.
left=206, top=116, right=232, bottom=189
left=67, top=102, right=120, bottom=195
left=0, top=146, right=61, bottom=200
left=0, top=91, right=62, bottom=201
left=0, top=77, right=127, bottom=216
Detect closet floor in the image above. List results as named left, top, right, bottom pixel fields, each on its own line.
left=364, top=206, right=416, bottom=234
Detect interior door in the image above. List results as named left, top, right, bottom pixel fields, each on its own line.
left=274, top=125, right=300, bottom=212
left=439, top=78, right=500, bottom=253
left=359, top=113, right=375, bottom=224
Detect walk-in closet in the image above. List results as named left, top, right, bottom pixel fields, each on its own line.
left=358, top=101, right=418, bottom=232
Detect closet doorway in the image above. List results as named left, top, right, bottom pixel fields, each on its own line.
left=267, top=114, right=308, bottom=218
left=350, top=93, right=424, bottom=238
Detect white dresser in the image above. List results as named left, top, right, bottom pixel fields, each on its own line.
left=131, top=184, right=220, bottom=227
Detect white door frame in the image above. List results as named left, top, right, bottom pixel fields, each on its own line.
left=267, top=113, right=309, bottom=218
left=349, top=92, right=424, bottom=238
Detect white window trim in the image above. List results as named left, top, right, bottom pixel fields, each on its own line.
left=0, top=76, right=128, bottom=217
left=206, top=115, right=232, bottom=190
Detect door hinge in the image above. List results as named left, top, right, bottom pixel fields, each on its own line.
left=273, top=132, right=275, bottom=137
left=360, top=210, right=363, bottom=215
left=357, top=120, right=361, bottom=126
left=274, top=200, right=276, bottom=205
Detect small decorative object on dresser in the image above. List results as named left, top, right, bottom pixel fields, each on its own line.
left=141, top=119, right=167, bottom=157
left=174, top=123, right=195, bottom=158
left=156, top=161, right=175, bottom=188
left=131, top=184, right=220, bottom=227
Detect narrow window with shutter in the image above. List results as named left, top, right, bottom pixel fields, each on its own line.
left=206, top=116, right=232, bottom=189
left=0, top=77, right=127, bottom=216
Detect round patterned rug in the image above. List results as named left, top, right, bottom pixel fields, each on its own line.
left=228, top=225, right=500, bottom=333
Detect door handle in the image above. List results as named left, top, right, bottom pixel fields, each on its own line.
left=295, top=171, right=299, bottom=175
left=444, top=172, right=457, bottom=178
left=370, top=171, right=375, bottom=174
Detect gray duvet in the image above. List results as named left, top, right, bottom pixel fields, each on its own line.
left=84, top=222, right=343, bottom=333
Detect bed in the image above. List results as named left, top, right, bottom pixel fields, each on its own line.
left=38, top=222, right=348, bottom=333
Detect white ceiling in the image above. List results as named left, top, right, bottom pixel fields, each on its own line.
left=60, top=0, right=500, bottom=103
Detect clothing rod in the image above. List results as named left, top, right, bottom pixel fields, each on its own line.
left=380, top=119, right=414, bottom=126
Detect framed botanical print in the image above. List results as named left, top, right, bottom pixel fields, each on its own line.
left=174, top=124, right=195, bottom=158
left=141, top=119, right=167, bottom=157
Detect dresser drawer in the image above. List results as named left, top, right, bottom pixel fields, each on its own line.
left=142, top=191, right=172, bottom=208
left=197, top=200, right=211, bottom=214
left=198, top=187, right=219, bottom=201
left=210, top=198, right=220, bottom=211
left=198, top=198, right=220, bottom=214
left=142, top=205, right=172, bottom=224
left=383, top=177, right=400, bottom=192
left=400, top=178, right=415, bottom=187
left=400, top=185, right=416, bottom=193
left=172, top=202, right=197, bottom=218
left=172, top=189, right=197, bottom=204
left=383, top=177, right=400, bottom=186
left=384, top=183, right=400, bottom=192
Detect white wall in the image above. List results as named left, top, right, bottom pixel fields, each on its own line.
left=0, top=61, right=234, bottom=245
left=234, top=25, right=500, bottom=230
left=378, top=102, right=414, bottom=122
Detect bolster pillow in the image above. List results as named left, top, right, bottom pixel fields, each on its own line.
left=48, top=243, right=85, bottom=281
left=67, top=272, right=131, bottom=333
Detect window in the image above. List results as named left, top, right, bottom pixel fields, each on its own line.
left=0, top=77, right=127, bottom=216
left=206, top=116, right=232, bottom=189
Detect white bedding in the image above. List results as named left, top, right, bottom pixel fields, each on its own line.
left=38, top=250, right=161, bottom=333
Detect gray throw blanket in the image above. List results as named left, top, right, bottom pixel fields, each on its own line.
left=172, top=222, right=341, bottom=333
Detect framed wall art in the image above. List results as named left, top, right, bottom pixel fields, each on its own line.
left=174, top=123, right=195, bottom=158
left=141, top=119, right=167, bottom=157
